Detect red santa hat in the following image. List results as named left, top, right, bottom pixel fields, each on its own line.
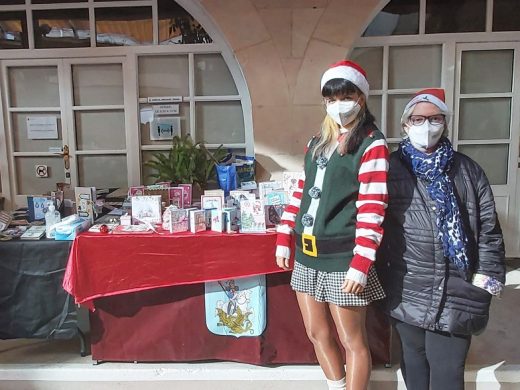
left=404, top=88, right=448, bottom=114
left=320, top=60, right=370, bottom=98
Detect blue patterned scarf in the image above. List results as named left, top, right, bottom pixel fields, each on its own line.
left=399, top=137, right=469, bottom=278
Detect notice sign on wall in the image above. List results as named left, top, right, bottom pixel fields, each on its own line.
left=150, top=117, right=181, bottom=141
left=153, top=104, right=179, bottom=115
left=27, top=116, right=58, bottom=139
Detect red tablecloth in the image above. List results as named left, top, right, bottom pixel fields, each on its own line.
left=63, top=231, right=284, bottom=309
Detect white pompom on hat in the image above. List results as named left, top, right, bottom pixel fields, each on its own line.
left=320, top=60, right=370, bottom=98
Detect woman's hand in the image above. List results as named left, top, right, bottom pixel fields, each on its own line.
left=341, top=278, right=365, bottom=294
left=276, top=256, right=290, bottom=270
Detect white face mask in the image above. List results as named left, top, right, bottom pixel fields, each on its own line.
left=326, top=100, right=361, bottom=127
left=406, top=121, right=444, bottom=152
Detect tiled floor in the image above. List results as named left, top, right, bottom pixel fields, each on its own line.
left=0, top=259, right=519, bottom=389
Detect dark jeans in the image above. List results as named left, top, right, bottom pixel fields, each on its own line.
left=394, top=320, right=471, bottom=390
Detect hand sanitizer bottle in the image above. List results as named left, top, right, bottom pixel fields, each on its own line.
left=45, top=202, right=61, bottom=239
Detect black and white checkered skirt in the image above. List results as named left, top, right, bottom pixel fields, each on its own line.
left=290, top=261, right=385, bottom=306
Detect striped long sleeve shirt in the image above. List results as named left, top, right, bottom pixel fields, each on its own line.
left=276, top=135, right=389, bottom=287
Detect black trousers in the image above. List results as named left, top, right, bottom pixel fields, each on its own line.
left=394, top=320, right=471, bottom=390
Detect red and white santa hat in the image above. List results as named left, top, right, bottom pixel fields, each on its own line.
left=320, top=60, right=370, bottom=98
left=404, top=88, right=448, bottom=114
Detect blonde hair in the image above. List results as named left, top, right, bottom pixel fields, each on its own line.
left=311, top=115, right=339, bottom=160
left=311, top=109, right=367, bottom=159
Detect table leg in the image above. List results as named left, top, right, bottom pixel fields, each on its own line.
left=77, top=327, right=88, bottom=357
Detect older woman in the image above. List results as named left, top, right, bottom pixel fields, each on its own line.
left=377, top=88, right=505, bottom=390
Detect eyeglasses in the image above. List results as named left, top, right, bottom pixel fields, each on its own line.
left=408, top=114, right=446, bottom=126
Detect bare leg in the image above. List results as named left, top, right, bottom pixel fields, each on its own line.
left=295, top=291, right=345, bottom=380
left=329, top=304, right=371, bottom=390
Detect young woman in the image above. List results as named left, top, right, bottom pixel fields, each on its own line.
left=377, top=88, right=506, bottom=390
left=275, top=60, right=389, bottom=390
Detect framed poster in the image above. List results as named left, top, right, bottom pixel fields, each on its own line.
left=150, top=116, right=181, bottom=141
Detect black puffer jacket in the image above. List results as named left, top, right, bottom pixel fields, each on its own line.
left=377, top=151, right=506, bottom=336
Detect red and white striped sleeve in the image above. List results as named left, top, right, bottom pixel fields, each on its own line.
left=275, top=172, right=305, bottom=259
left=347, top=137, right=389, bottom=287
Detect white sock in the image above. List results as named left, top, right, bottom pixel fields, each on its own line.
left=326, top=376, right=346, bottom=390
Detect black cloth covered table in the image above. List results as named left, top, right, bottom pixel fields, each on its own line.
left=0, top=239, right=78, bottom=340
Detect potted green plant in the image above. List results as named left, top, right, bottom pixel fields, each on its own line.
left=144, top=134, right=227, bottom=193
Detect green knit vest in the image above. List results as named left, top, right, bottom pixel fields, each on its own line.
left=294, top=129, right=384, bottom=272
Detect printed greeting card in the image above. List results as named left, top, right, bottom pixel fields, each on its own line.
left=210, top=209, right=224, bottom=232
left=228, top=190, right=255, bottom=208
left=75, top=186, right=96, bottom=223
left=131, top=195, right=162, bottom=224
left=178, top=183, right=192, bottom=206
left=265, top=204, right=285, bottom=227
left=258, top=181, right=283, bottom=201
left=168, top=187, right=184, bottom=208
left=129, top=186, right=145, bottom=196
left=201, top=195, right=224, bottom=211
left=0, top=211, right=12, bottom=231
left=112, top=224, right=153, bottom=234
left=264, top=191, right=289, bottom=206
left=239, top=199, right=266, bottom=233
left=27, top=196, right=52, bottom=221
left=282, top=171, right=301, bottom=198
left=162, top=206, right=188, bottom=233
left=189, top=209, right=207, bottom=233
left=204, top=189, right=225, bottom=197
left=223, top=207, right=239, bottom=233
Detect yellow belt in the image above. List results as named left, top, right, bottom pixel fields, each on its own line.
left=301, top=233, right=317, bottom=257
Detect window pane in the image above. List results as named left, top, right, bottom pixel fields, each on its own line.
left=389, top=45, right=442, bottom=89
left=366, top=95, right=382, bottom=130
left=0, top=0, right=25, bottom=4
left=459, top=98, right=511, bottom=140
left=75, top=110, right=126, bottom=150
left=194, top=54, right=237, bottom=96
left=363, top=0, right=418, bottom=37
left=158, top=0, right=212, bottom=44
left=73, top=63, right=124, bottom=106
left=387, top=94, right=413, bottom=139
left=8, top=66, right=60, bottom=107
left=461, top=50, right=513, bottom=94
left=140, top=103, right=190, bottom=145
left=142, top=150, right=164, bottom=185
left=32, top=0, right=87, bottom=3
left=426, top=0, right=486, bottom=34
left=457, top=145, right=508, bottom=185
left=350, top=47, right=383, bottom=90
left=96, top=7, right=152, bottom=46
left=195, top=101, right=245, bottom=144
left=15, top=157, right=65, bottom=194
left=12, top=113, right=62, bottom=152
left=78, top=155, right=127, bottom=188
left=0, top=12, right=28, bottom=49
left=138, top=55, right=189, bottom=98
left=33, top=9, right=90, bottom=49
left=493, top=0, right=520, bottom=31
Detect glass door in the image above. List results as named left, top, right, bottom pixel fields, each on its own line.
left=63, top=58, right=129, bottom=190
left=1, top=59, right=66, bottom=207
left=1, top=57, right=131, bottom=208
left=454, top=42, right=520, bottom=255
